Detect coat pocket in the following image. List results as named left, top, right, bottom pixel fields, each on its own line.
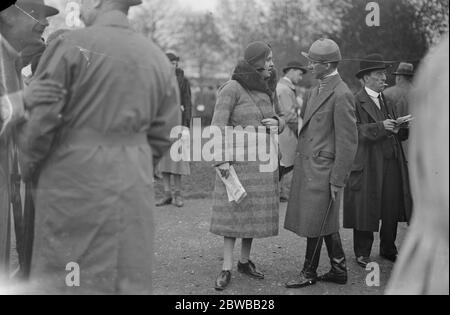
left=349, top=168, right=364, bottom=191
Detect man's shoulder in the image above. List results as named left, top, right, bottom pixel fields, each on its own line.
left=384, top=85, right=403, bottom=99
left=334, top=79, right=354, bottom=98
left=276, top=81, right=292, bottom=93
left=64, top=27, right=169, bottom=68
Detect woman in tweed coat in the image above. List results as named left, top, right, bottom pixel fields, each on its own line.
left=211, top=42, right=285, bottom=291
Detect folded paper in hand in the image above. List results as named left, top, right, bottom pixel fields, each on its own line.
left=395, top=115, right=414, bottom=126
left=216, top=166, right=247, bottom=204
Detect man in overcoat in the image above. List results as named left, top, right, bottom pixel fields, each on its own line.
left=1, top=0, right=63, bottom=279
left=276, top=61, right=307, bottom=202
left=285, top=39, right=358, bottom=288
left=156, top=52, right=191, bottom=207
left=18, top=0, right=180, bottom=294
left=343, top=54, right=413, bottom=268
left=384, top=62, right=415, bottom=156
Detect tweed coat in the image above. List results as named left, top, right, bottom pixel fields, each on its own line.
left=210, top=79, right=285, bottom=239
left=285, top=74, right=358, bottom=238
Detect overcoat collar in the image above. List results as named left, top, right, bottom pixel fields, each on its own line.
left=94, top=10, right=131, bottom=29
left=357, top=88, right=394, bottom=121
left=302, top=74, right=341, bottom=129
left=279, top=77, right=296, bottom=91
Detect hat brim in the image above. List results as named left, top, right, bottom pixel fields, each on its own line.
left=283, top=66, right=308, bottom=74
left=301, top=51, right=340, bottom=63
left=356, top=65, right=391, bottom=78
left=392, top=72, right=414, bottom=76
left=20, top=3, right=59, bottom=17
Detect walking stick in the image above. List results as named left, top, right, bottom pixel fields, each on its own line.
left=307, top=198, right=335, bottom=271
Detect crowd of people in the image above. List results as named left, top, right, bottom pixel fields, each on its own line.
left=0, top=0, right=448, bottom=295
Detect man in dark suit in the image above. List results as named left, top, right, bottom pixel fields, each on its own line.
left=344, top=54, right=413, bottom=268
left=285, top=39, right=358, bottom=288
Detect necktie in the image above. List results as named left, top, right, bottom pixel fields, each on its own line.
left=378, top=94, right=391, bottom=119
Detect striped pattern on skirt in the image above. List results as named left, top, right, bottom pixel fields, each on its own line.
left=210, top=161, right=280, bottom=239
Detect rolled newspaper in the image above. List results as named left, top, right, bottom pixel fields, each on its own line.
left=216, top=166, right=248, bottom=204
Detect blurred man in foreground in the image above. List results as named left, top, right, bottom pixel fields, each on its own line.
left=19, top=0, right=180, bottom=294
left=387, top=35, right=449, bottom=295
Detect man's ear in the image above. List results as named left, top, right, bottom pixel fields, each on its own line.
left=362, top=74, right=370, bottom=83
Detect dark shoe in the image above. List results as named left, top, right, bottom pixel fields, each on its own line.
left=173, top=192, right=184, bottom=208
left=318, top=258, right=348, bottom=285
left=238, top=260, right=264, bottom=280
left=356, top=256, right=371, bottom=268
left=156, top=195, right=172, bottom=207
left=380, top=253, right=397, bottom=263
left=215, top=271, right=232, bottom=291
left=285, top=270, right=317, bottom=289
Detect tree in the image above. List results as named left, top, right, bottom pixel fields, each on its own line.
left=178, top=12, right=226, bottom=80
left=410, top=0, right=449, bottom=46
left=331, top=0, right=429, bottom=91
left=130, top=0, right=182, bottom=50
left=215, top=0, right=267, bottom=65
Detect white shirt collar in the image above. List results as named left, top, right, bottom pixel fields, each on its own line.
left=365, top=86, right=380, bottom=99
left=324, top=69, right=339, bottom=79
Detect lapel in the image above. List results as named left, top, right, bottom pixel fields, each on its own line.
left=302, top=75, right=341, bottom=129
left=380, top=92, right=397, bottom=119
left=358, top=89, right=381, bottom=122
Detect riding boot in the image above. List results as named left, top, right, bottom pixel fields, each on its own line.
left=286, top=237, right=323, bottom=288
left=318, top=233, right=348, bottom=285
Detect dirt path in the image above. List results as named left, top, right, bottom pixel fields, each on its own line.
left=153, top=199, right=407, bottom=295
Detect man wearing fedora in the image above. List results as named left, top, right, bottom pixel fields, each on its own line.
left=344, top=54, right=412, bottom=268
left=276, top=61, right=307, bottom=202
left=285, top=38, right=358, bottom=288
left=384, top=62, right=415, bottom=156
left=1, top=0, right=64, bottom=279
left=18, top=0, right=180, bottom=294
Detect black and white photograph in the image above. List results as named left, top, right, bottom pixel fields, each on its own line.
left=0, top=0, right=448, bottom=301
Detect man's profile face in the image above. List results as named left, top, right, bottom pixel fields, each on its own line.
left=7, top=4, right=49, bottom=50
left=364, top=69, right=387, bottom=93
left=308, top=60, right=329, bottom=80
left=291, top=69, right=303, bottom=85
